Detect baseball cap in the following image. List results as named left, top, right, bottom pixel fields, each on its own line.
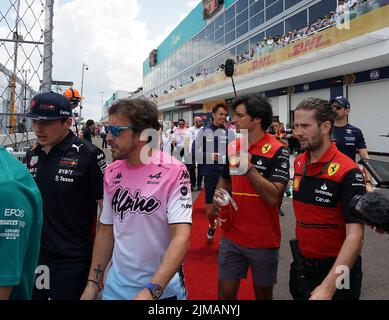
left=330, top=96, right=350, bottom=109
left=22, top=92, right=72, bottom=120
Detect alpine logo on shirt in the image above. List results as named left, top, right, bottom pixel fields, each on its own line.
left=112, top=186, right=161, bottom=222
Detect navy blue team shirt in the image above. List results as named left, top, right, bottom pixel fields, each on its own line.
left=333, top=124, right=366, bottom=162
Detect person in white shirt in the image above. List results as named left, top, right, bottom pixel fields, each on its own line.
left=172, top=119, right=189, bottom=161
left=185, top=117, right=204, bottom=191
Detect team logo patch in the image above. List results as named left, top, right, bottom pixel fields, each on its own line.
left=30, top=156, right=38, bottom=167
left=262, top=144, right=272, bottom=154
left=328, top=163, right=340, bottom=176
left=293, top=176, right=301, bottom=192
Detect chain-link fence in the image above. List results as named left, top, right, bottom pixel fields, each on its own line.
left=0, top=0, right=53, bottom=150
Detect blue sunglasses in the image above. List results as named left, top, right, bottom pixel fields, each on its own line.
left=105, top=125, right=136, bottom=137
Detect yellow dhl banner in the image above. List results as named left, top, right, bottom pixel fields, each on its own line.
left=156, top=5, right=389, bottom=105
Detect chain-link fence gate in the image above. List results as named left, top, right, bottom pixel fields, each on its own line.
left=0, top=0, right=53, bottom=152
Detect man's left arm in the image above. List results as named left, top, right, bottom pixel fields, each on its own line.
left=355, top=129, right=373, bottom=191
left=87, top=149, right=107, bottom=228
left=310, top=223, right=364, bottom=300
left=310, top=168, right=365, bottom=300
left=134, top=223, right=191, bottom=300
left=134, top=166, right=192, bottom=300
left=246, top=147, right=290, bottom=207
left=358, top=148, right=373, bottom=192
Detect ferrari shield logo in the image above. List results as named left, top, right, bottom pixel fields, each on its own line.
left=262, top=144, right=272, bottom=154
left=328, top=163, right=340, bottom=176
left=30, top=156, right=38, bottom=167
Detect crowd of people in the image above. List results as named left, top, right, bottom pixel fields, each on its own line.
left=0, top=85, right=388, bottom=301
left=150, top=0, right=381, bottom=100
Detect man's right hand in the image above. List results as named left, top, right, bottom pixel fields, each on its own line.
left=213, top=189, right=225, bottom=211
left=80, top=283, right=100, bottom=300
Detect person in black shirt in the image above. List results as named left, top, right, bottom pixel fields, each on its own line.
left=82, top=119, right=95, bottom=142
left=23, top=92, right=107, bottom=300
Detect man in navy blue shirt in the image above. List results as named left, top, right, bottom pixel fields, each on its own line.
left=195, top=103, right=234, bottom=242
left=23, top=92, right=106, bottom=300
left=331, top=96, right=373, bottom=192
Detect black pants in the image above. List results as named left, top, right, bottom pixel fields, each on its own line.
left=101, top=135, right=107, bottom=148
left=289, top=255, right=362, bottom=300
left=187, top=164, right=203, bottom=189
left=32, top=257, right=91, bottom=300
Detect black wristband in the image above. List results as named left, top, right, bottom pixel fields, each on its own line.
left=87, top=279, right=99, bottom=288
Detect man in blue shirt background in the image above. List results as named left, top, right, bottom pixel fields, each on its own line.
left=331, top=96, right=373, bottom=192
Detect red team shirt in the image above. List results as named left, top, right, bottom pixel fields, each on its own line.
left=223, top=133, right=290, bottom=248
left=292, top=144, right=365, bottom=259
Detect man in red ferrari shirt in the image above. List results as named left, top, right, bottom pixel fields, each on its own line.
left=213, top=94, right=290, bottom=300
left=291, top=98, right=365, bottom=300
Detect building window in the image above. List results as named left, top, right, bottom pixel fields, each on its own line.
left=225, top=30, right=235, bottom=44
left=225, top=4, right=235, bottom=22
left=265, top=0, right=278, bottom=6
left=266, top=0, right=283, bottom=21
left=237, top=0, right=249, bottom=13
left=250, top=32, right=265, bottom=48
left=236, top=40, right=249, bottom=56
left=309, top=0, right=337, bottom=24
left=215, top=14, right=224, bottom=39
left=236, top=8, right=248, bottom=26
left=266, top=21, right=284, bottom=37
left=250, top=10, right=265, bottom=30
left=225, top=18, right=236, bottom=33
left=250, top=0, right=264, bottom=17
left=236, top=21, right=248, bottom=39
left=285, top=9, right=307, bottom=32
left=285, top=0, right=304, bottom=10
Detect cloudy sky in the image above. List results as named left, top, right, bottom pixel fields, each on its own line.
left=53, top=0, right=199, bottom=121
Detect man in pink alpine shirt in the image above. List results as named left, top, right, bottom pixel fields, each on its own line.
left=81, top=99, right=192, bottom=300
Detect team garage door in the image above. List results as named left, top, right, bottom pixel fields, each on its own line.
left=291, top=89, right=331, bottom=110
left=348, top=80, right=389, bottom=154
left=290, top=89, right=330, bottom=122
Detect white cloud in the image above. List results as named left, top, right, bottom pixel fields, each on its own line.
left=53, top=0, right=156, bottom=121
left=52, top=0, right=198, bottom=121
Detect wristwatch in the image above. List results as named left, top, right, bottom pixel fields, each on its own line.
left=145, top=282, right=163, bottom=299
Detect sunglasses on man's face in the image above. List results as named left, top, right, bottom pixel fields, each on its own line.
left=105, top=125, right=136, bottom=137
left=333, top=105, right=344, bottom=110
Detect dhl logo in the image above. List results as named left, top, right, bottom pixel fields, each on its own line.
left=288, top=35, right=332, bottom=58
left=252, top=55, right=275, bottom=70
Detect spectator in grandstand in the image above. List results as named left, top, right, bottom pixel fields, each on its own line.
left=23, top=92, right=106, bottom=300
left=213, top=94, right=289, bottom=300
left=81, top=99, right=191, bottom=300
left=330, top=96, right=373, bottom=192
left=0, top=146, right=43, bottom=300
left=255, top=43, right=262, bottom=57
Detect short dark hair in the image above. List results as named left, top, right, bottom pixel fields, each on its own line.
left=86, top=119, right=94, bottom=126
left=212, top=103, right=228, bottom=114
left=178, top=119, right=185, bottom=124
left=295, top=97, right=336, bottom=135
left=108, top=99, right=160, bottom=134
left=231, top=94, right=273, bottom=131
